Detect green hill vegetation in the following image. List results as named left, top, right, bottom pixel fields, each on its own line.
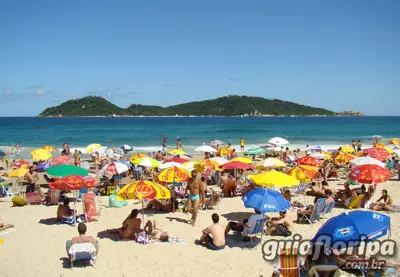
left=39, top=95, right=336, bottom=117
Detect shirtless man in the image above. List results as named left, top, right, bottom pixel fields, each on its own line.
left=108, top=209, right=141, bottom=239
left=24, top=166, right=39, bottom=193
left=197, top=213, right=225, bottom=250
left=57, top=198, right=74, bottom=221
left=186, top=170, right=204, bottom=226
left=335, top=183, right=356, bottom=204
left=66, top=223, right=99, bottom=256
left=264, top=211, right=293, bottom=237
left=155, top=151, right=164, bottom=161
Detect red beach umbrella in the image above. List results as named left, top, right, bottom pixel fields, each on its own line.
left=348, top=165, right=390, bottom=184
left=164, top=157, right=187, bottom=164
left=49, top=175, right=97, bottom=190
left=221, top=161, right=255, bottom=170
left=297, top=156, right=323, bottom=167
left=11, top=159, right=30, bottom=169
left=363, top=147, right=390, bottom=162
left=50, top=156, right=74, bottom=166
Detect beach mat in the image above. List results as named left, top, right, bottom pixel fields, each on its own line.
left=151, top=236, right=186, bottom=245
left=0, top=228, right=14, bottom=236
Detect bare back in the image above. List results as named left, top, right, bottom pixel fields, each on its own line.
left=209, top=223, right=225, bottom=247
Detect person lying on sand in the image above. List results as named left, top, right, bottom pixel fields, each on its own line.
left=225, top=209, right=265, bottom=241
left=196, top=213, right=225, bottom=250
left=107, top=209, right=141, bottom=239
left=66, top=223, right=99, bottom=257
left=143, top=220, right=169, bottom=242
left=0, top=217, right=13, bottom=232
left=264, top=211, right=293, bottom=237
left=57, top=198, right=74, bottom=221
left=145, top=197, right=179, bottom=213
left=371, top=189, right=393, bottom=211
left=296, top=190, right=334, bottom=223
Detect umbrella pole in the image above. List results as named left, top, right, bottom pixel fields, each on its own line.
left=141, top=198, right=145, bottom=230
left=74, top=190, right=77, bottom=226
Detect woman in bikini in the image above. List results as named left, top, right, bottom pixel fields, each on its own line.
left=372, top=189, right=393, bottom=211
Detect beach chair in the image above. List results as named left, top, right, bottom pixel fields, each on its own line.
left=0, top=183, right=13, bottom=199
left=299, top=198, right=326, bottom=224
left=68, top=243, right=97, bottom=268
left=76, top=188, right=89, bottom=202
left=344, top=194, right=365, bottom=210
left=83, top=193, right=101, bottom=222
left=204, top=189, right=223, bottom=210
left=242, top=217, right=267, bottom=248
left=275, top=248, right=301, bottom=277
left=319, top=201, right=335, bottom=220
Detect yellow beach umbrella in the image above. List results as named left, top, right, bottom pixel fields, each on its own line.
left=42, top=145, right=57, bottom=152
left=9, top=167, right=29, bottom=178
left=375, top=142, right=386, bottom=148
left=117, top=180, right=171, bottom=200
left=30, top=149, right=52, bottom=161
left=288, top=165, right=319, bottom=183
left=230, top=157, right=252, bottom=164
left=131, top=157, right=161, bottom=168
left=87, top=143, right=102, bottom=154
left=195, top=159, right=221, bottom=172
left=383, top=147, right=394, bottom=154
left=388, top=139, right=399, bottom=145
left=129, top=153, right=147, bottom=163
left=158, top=166, right=191, bottom=183
left=168, top=149, right=186, bottom=155
left=321, top=152, right=332, bottom=160
left=340, top=145, right=355, bottom=153
left=249, top=171, right=300, bottom=188
left=219, top=147, right=233, bottom=156
left=334, top=153, right=357, bottom=164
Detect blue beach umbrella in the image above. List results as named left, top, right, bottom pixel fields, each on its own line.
left=36, top=161, right=50, bottom=172
left=242, top=188, right=290, bottom=213
left=312, top=210, right=390, bottom=248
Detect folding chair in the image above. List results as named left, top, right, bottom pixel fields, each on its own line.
left=275, top=248, right=301, bottom=277
left=68, top=243, right=97, bottom=268
left=299, top=198, right=326, bottom=224
left=319, top=201, right=335, bottom=220
left=242, top=218, right=267, bottom=248
left=83, top=193, right=101, bottom=222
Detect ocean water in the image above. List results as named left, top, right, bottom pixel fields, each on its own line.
left=1, top=116, right=399, bottom=157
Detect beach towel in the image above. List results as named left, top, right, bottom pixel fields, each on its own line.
left=150, top=236, right=186, bottom=245
left=0, top=228, right=14, bottom=236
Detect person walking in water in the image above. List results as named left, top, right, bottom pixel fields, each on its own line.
left=240, top=138, right=245, bottom=153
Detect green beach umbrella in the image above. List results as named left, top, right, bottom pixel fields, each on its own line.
left=244, top=147, right=266, bottom=156
left=46, top=164, right=88, bottom=177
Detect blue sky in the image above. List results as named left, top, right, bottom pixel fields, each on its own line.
left=0, top=0, right=399, bottom=116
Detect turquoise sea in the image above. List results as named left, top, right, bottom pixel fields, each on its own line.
left=1, top=117, right=399, bottom=157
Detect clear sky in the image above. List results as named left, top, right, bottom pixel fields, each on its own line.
left=0, top=0, right=399, bottom=116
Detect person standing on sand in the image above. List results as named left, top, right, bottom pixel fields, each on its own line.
left=177, top=138, right=182, bottom=150
left=240, top=138, right=245, bottom=152
left=16, top=142, right=21, bottom=158
left=357, top=140, right=362, bottom=152
left=186, top=170, right=204, bottom=226
left=24, top=166, right=38, bottom=193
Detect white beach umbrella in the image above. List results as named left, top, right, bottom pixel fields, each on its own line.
left=195, top=145, right=218, bottom=153
left=183, top=162, right=195, bottom=171
left=394, top=149, right=400, bottom=157
left=159, top=162, right=185, bottom=170
left=268, top=137, right=289, bottom=146
left=350, top=157, right=385, bottom=168
left=101, top=161, right=130, bottom=175
left=262, top=158, right=286, bottom=168
left=310, top=153, right=326, bottom=160
left=210, top=157, right=229, bottom=165
left=311, top=145, right=327, bottom=152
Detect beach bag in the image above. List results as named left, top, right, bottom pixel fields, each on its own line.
left=26, top=192, right=42, bottom=204
left=12, top=196, right=27, bottom=207
left=62, top=216, right=75, bottom=225
left=136, top=233, right=149, bottom=244
left=108, top=194, right=128, bottom=208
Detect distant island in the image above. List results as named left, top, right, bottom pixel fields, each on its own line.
left=38, top=95, right=365, bottom=117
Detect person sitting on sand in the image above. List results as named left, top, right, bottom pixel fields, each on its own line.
left=335, top=183, right=357, bottom=205
left=296, top=190, right=334, bottom=223
left=264, top=211, right=293, bottom=237
left=0, top=217, right=13, bottom=232
left=225, top=209, right=265, bottom=241
left=107, top=209, right=141, bottom=239
left=371, top=189, right=393, bottom=211
left=145, top=195, right=179, bottom=213
left=306, top=182, right=326, bottom=197
left=197, top=213, right=225, bottom=250
left=144, top=220, right=169, bottom=242
left=57, top=198, right=74, bottom=221
left=66, top=223, right=99, bottom=257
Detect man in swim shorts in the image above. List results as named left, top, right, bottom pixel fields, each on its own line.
left=197, top=213, right=225, bottom=250
left=186, top=170, right=204, bottom=226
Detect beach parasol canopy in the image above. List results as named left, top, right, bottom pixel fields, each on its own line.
left=195, top=159, right=221, bottom=172
left=288, top=165, right=319, bottom=183
left=120, top=144, right=134, bottom=151
left=87, top=143, right=102, bottom=154
left=312, top=210, right=390, bottom=248
left=260, top=158, right=286, bottom=168
left=30, top=149, right=52, bottom=161
left=50, top=156, right=74, bottom=166
left=165, top=157, right=187, bottom=164
left=210, top=157, right=229, bottom=165
left=249, top=171, right=300, bottom=187
left=363, top=147, right=390, bottom=162
left=219, top=147, right=233, bottom=156
left=309, top=153, right=327, bottom=160
left=230, top=157, right=252, bottom=164
left=167, top=149, right=186, bottom=155
left=117, top=180, right=171, bottom=200
left=242, top=188, right=291, bottom=213
left=49, top=175, right=97, bottom=190
left=334, top=153, right=357, bottom=164
left=395, top=149, right=400, bottom=158
left=131, top=157, right=161, bottom=168
left=383, top=147, right=394, bottom=154
left=297, top=156, right=322, bottom=167
left=183, top=161, right=195, bottom=171
left=388, top=138, right=399, bottom=145
left=9, top=167, right=29, bottom=178
left=348, top=164, right=390, bottom=184
left=244, top=147, right=265, bottom=156
left=101, top=161, right=130, bottom=175
left=350, top=157, right=385, bottom=168
left=311, top=145, right=328, bottom=152
left=159, top=161, right=186, bottom=170
left=375, top=142, right=386, bottom=148
left=46, top=164, right=88, bottom=177
left=42, top=146, right=58, bottom=152
left=339, top=145, right=355, bottom=153
left=11, top=160, right=30, bottom=169
left=129, top=153, right=146, bottom=163
left=195, top=145, right=218, bottom=153
left=221, top=161, right=255, bottom=170
left=173, top=154, right=192, bottom=160
left=36, top=161, right=50, bottom=172
left=268, top=137, right=289, bottom=146
left=158, top=166, right=191, bottom=183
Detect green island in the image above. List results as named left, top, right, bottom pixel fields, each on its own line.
left=38, top=95, right=364, bottom=117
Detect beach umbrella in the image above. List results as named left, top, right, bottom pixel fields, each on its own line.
left=46, top=164, right=88, bottom=177
left=311, top=145, right=327, bottom=152
left=218, top=147, right=233, bottom=157
left=221, top=161, right=255, bottom=170
left=120, top=144, right=134, bottom=151
left=244, top=147, right=266, bottom=156
left=129, top=153, right=146, bottom=163
left=395, top=149, right=400, bottom=157
left=49, top=175, right=97, bottom=190
left=297, top=156, right=322, bottom=167
left=210, top=157, right=229, bottom=165
left=87, top=143, right=102, bottom=154
left=196, top=159, right=221, bottom=172
left=334, top=153, right=357, bottom=164
left=167, top=149, right=186, bottom=155
left=288, top=165, right=319, bottom=183
left=158, top=166, right=191, bottom=183
left=30, top=149, right=52, bottom=161
left=350, top=157, right=385, bottom=168
left=375, top=142, right=386, bottom=148
left=173, top=154, right=192, bottom=160
left=348, top=164, right=390, bottom=184
left=309, top=153, right=326, bottom=160
left=183, top=161, right=195, bottom=171
left=363, top=147, right=390, bottom=162
left=383, top=147, right=394, bottom=154
left=321, top=152, right=332, bottom=160
left=159, top=161, right=186, bottom=170
left=195, top=145, right=218, bottom=153
left=268, top=137, right=289, bottom=146
left=36, top=161, right=50, bottom=172
left=312, top=210, right=390, bottom=248
left=230, top=157, right=252, bottom=164
left=101, top=161, right=130, bottom=175
left=260, top=158, right=286, bottom=168
left=339, top=145, right=355, bottom=153
left=210, top=140, right=224, bottom=146
left=131, top=157, right=161, bottom=168
left=11, top=160, right=30, bottom=169
left=9, top=167, right=29, bottom=178
left=50, top=156, right=74, bottom=166
left=388, top=139, right=399, bottom=145
left=249, top=171, right=300, bottom=188
left=42, top=146, right=58, bottom=152
left=165, top=157, right=187, bottom=164
left=242, top=188, right=291, bottom=213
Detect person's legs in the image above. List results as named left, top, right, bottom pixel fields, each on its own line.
left=65, top=240, right=71, bottom=255
left=225, top=221, right=243, bottom=235
left=191, top=198, right=200, bottom=226
left=199, top=232, right=208, bottom=243
left=0, top=224, right=13, bottom=232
